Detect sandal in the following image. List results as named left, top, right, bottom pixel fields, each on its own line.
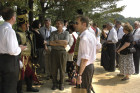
left=121, top=77, right=129, bottom=81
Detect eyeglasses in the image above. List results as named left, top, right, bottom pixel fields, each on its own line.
left=75, top=22, right=79, bottom=25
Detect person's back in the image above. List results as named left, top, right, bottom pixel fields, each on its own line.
left=0, top=7, right=26, bottom=93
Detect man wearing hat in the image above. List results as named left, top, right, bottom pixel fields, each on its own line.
left=16, top=9, right=39, bottom=93
left=39, top=18, right=57, bottom=79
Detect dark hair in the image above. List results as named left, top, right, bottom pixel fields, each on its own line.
left=64, top=20, right=68, bottom=25
left=102, top=25, right=107, bottom=29
left=1, top=8, right=15, bottom=21
left=56, top=19, right=64, bottom=24
left=69, top=21, right=76, bottom=25
left=76, top=15, right=89, bottom=27
left=93, top=23, right=97, bottom=26
left=68, top=25, right=75, bottom=32
left=116, top=20, right=121, bottom=25
left=32, top=20, right=40, bottom=29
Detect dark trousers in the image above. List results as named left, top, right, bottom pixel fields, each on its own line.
left=107, top=44, right=116, bottom=71
left=0, top=54, right=19, bottom=93
left=116, top=40, right=121, bottom=65
left=66, top=61, right=75, bottom=79
left=133, top=47, right=140, bottom=74
left=17, top=76, right=33, bottom=93
left=80, top=64, right=94, bottom=93
left=51, top=50, right=67, bottom=85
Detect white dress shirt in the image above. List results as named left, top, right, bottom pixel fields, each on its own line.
left=72, top=32, right=78, bottom=39
left=0, top=22, right=21, bottom=55
left=133, top=28, right=140, bottom=41
left=107, top=27, right=118, bottom=43
left=88, top=27, right=101, bottom=50
left=77, top=30, right=96, bottom=66
left=117, top=26, right=124, bottom=40
left=88, top=26, right=95, bottom=35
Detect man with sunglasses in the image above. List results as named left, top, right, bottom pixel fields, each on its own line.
left=75, top=15, right=96, bottom=93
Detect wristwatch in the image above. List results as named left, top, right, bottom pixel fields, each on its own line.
left=77, top=74, right=82, bottom=77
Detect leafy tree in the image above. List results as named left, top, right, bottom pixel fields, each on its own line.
left=0, top=0, right=125, bottom=26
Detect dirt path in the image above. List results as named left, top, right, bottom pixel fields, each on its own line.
left=24, top=52, right=140, bottom=93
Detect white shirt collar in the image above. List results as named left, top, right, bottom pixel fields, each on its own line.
left=79, top=29, right=88, bottom=38
left=4, top=22, right=12, bottom=28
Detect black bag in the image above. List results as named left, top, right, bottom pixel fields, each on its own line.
left=128, top=47, right=136, bottom=53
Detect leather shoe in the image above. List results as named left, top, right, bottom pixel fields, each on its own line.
left=116, top=65, right=119, bottom=68
left=51, top=85, right=57, bottom=90
left=133, top=73, right=139, bottom=75
left=46, top=76, right=50, bottom=80
left=27, top=87, right=39, bottom=92
left=121, top=77, right=129, bottom=81
left=59, top=85, right=64, bottom=90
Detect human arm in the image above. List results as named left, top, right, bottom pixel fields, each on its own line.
left=117, top=42, right=130, bottom=54
left=76, top=37, right=91, bottom=84
left=77, top=59, right=88, bottom=84
left=50, top=40, right=67, bottom=47
left=107, top=30, right=118, bottom=43
left=7, top=30, right=21, bottom=55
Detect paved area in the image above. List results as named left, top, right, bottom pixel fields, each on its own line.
left=24, top=52, right=140, bottom=93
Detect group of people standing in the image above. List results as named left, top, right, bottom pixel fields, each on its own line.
left=1, top=7, right=140, bottom=93
left=101, top=20, right=140, bottom=81
left=0, top=7, right=98, bottom=93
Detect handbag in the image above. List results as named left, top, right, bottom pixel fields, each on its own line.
left=128, top=47, right=136, bottom=53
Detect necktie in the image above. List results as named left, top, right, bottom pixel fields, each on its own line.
left=133, top=29, right=137, bottom=35
left=117, top=28, right=119, bottom=35
left=45, top=29, right=46, bottom=36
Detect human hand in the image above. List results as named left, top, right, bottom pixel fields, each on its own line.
left=77, top=76, right=82, bottom=84
left=44, top=40, right=47, bottom=44
left=19, top=45, right=27, bottom=51
left=117, top=50, right=120, bottom=54
left=133, top=41, right=136, bottom=45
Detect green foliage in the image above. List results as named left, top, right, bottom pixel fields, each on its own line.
left=0, top=0, right=125, bottom=27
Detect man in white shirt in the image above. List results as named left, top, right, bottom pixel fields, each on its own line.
left=115, top=21, right=125, bottom=67
left=132, top=21, right=140, bottom=74
left=75, top=15, right=96, bottom=93
left=105, top=22, right=118, bottom=72
left=0, top=8, right=26, bottom=93
left=39, top=18, right=57, bottom=79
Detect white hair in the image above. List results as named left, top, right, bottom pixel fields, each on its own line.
left=107, top=22, right=114, bottom=27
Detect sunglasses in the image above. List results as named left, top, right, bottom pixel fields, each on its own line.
left=75, top=22, right=79, bottom=25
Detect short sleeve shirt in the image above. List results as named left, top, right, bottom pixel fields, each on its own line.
left=120, top=33, right=134, bottom=54
left=50, top=30, right=69, bottom=50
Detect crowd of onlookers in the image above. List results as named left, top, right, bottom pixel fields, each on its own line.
left=101, top=20, right=140, bottom=81
left=0, top=7, right=140, bottom=93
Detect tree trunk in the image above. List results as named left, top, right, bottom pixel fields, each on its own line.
left=29, top=0, right=34, bottom=29
left=39, top=0, right=45, bottom=27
